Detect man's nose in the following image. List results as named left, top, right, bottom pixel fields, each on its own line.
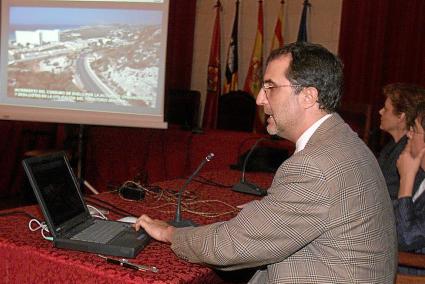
left=256, top=88, right=266, bottom=106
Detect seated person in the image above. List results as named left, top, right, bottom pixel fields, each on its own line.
left=395, top=102, right=425, bottom=252
left=378, top=83, right=425, bottom=199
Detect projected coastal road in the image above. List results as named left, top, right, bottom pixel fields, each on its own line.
left=7, top=7, right=162, bottom=108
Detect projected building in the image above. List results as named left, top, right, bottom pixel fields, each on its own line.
left=15, top=29, right=60, bottom=46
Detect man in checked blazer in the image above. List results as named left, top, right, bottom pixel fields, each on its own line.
left=135, top=42, right=397, bottom=283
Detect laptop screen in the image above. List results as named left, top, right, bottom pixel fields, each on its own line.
left=28, top=154, right=86, bottom=228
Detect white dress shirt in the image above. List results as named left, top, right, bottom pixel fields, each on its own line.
left=413, top=179, right=425, bottom=202
left=295, top=113, right=332, bottom=153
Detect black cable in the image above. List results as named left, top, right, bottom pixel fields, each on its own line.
left=236, top=136, right=261, bottom=162
left=0, top=210, right=38, bottom=220
left=160, top=129, right=167, bottom=180
left=85, top=195, right=137, bottom=217
left=241, top=138, right=266, bottom=182
left=184, top=134, right=194, bottom=177
left=194, top=175, right=233, bottom=188
left=135, top=130, right=155, bottom=184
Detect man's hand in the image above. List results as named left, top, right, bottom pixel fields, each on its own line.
left=133, top=215, right=175, bottom=243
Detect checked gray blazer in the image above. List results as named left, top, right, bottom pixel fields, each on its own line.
left=171, top=114, right=397, bottom=283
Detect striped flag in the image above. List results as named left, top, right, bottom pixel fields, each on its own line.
left=270, top=0, right=285, bottom=51
left=297, top=0, right=311, bottom=42
left=243, top=0, right=263, bottom=97
left=243, top=0, right=264, bottom=132
left=223, top=0, right=239, bottom=94
left=202, top=1, right=221, bottom=129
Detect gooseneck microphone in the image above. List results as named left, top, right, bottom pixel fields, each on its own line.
left=170, top=153, right=215, bottom=228
left=232, top=138, right=267, bottom=196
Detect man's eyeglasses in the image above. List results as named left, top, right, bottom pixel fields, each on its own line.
left=261, top=83, right=301, bottom=95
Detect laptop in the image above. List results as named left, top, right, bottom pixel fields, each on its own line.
left=22, top=151, right=149, bottom=258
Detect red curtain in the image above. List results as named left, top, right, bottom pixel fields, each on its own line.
left=338, top=0, right=425, bottom=149
left=165, top=0, right=196, bottom=91
left=339, top=0, right=425, bottom=111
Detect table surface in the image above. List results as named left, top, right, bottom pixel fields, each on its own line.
left=0, top=170, right=274, bottom=284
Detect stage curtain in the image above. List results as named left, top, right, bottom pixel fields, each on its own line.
left=339, top=0, right=425, bottom=108
left=338, top=0, right=425, bottom=149
left=166, top=0, right=196, bottom=91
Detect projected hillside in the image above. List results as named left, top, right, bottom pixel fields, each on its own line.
left=7, top=7, right=162, bottom=108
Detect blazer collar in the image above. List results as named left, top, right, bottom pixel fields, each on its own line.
left=304, top=113, right=344, bottom=148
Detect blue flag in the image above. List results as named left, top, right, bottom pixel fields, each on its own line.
left=223, top=0, right=239, bottom=94
left=297, top=0, right=311, bottom=42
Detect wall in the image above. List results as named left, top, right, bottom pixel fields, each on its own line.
left=190, top=0, right=343, bottom=125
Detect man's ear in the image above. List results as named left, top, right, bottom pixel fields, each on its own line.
left=399, top=112, right=406, bottom=122
left=300, top=87, right=319, bottom=109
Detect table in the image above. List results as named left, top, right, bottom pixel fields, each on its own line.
left=0, top=170, right=273, bottom=283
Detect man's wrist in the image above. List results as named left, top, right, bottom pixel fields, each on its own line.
left=163, top=225, right=176, bottom=243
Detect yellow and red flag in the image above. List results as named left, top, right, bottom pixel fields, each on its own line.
left=270, top=0, right=285, bottom=51
left=243, top=0, right=264, bottom=132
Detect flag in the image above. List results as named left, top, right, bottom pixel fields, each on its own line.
left=243, top=0, right=263, bottom=96
left=297, top=0, right=311, bottom=42
left=202, top=1, right=221, bottom=129
left=244, top=0, right=264, bottom=132
left=270, top=0, right=285, bottom=51
left=223, top=0, right=239, bottom=94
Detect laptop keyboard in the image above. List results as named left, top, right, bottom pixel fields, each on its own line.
left=71, top=220, right=127, bottom=244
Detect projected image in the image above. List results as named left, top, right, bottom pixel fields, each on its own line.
left=7, top=7, right=163, bottom=108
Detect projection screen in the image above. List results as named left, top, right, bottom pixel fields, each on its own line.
left=0, top=0, right=168, bottom=128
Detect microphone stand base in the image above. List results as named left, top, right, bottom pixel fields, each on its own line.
left=232, top=181, right=267, bottom=196
left=169, top=219, right=197, bottom=228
